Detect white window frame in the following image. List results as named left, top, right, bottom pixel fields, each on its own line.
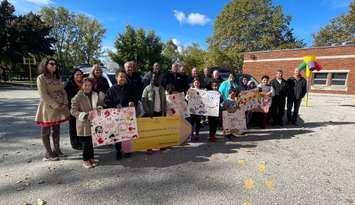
left=311, top=69, right=349, bottom=91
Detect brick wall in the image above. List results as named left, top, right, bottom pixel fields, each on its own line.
left=243, top=45, right=355, bottom=95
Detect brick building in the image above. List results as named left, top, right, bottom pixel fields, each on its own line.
left=243, top=45, right=355, bottom=95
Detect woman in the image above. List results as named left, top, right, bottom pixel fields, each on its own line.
left=35, top=58, right=70, bottom=161
left=219, top=71, right=238, bottom=100
left=64, top=68, right=83, bottom=150
left=89, top=64, right=109, bottom=94
left=257, top=75, right=274, bottom=128
left=186, top=78, right=202, bottom=142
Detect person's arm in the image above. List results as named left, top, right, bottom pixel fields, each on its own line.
left=141, top=86, right=149, bottom=113
left=37, top=76, right=61, bottom=109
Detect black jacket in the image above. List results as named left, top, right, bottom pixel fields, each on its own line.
left=286, top=77, right=307, bottom=100
left=161, top=72, right=189, bottom=93
left=126, top=73, right=143, bottom=104
left=93, top=76, right=109, bottom=94
left=64, top=80, right=81, bottom=110
left=270, top=78, right=287, bottom=97
left=206, top=77, right=223, bottom=90
left=104, top=84, right=134, bottom=108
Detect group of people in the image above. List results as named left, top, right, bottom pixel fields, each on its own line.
left=35, top=57, right=307, bottom=169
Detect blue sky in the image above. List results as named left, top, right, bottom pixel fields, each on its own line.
left=10, top=0, right=353, bottom=51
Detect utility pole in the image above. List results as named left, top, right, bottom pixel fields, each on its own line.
left=23, top=54, right=36, bottom=89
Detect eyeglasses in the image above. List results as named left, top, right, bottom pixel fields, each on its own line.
left=48, top=62, right=57, bottom=66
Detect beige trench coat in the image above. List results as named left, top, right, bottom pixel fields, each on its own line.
left=35, top=74, right=70, bottom=127
left=70, top=90, right=104, bottom=137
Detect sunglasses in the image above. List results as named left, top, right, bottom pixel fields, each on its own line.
left=48, top=62, right=57, bottom=66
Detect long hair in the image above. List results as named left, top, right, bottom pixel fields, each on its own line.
left=89, top=64, right=102, bottom=78
left=70, top=68, right=83, bottom=81
left=38, top=57, right=59, bottom=79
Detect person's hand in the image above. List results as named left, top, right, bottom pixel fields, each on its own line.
left=128, top=102, right=135, bottom=107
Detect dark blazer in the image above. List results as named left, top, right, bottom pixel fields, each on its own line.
left=126, top=73, right=143, bottom=104
left=64, top=80, right=81, bottom=110
left=286, top=77, right=307, bottom=100
left=93, top=76, right=109, bottom=94
left=270, top=78, right=287, bottom=97
left=104, top=84, right=134, bottom=108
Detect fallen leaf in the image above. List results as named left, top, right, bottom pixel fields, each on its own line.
left=16, top=180, right=23, bottom=184
left=238, top=159, right=246, bottom=167
left=38, top=180, right=45, bottom=184
left=241, top=201, right=253, bottom=205
left=265, top=179, right=274, bottom=190
left=258, top=161, right=266, bottom=173
left=37, top=199, right=47, bottom=205
left=16, top=186, right=25, bottom=191
left=243, top=178, right=254, bottom=190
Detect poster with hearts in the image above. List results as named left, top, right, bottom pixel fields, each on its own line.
left=166, top=92, right=190, bottom=118
left=186, top=89, right=220, bottom=117
left=222, top=107, right=247, bottom=135
left=90, top=107, right=138, bottom=147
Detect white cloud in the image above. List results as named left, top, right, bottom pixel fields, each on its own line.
left=171, top=38, right=183, bottom=53
left=24, top=0, right=52, bottom=6
left=173, top=10, right=211, bottom=26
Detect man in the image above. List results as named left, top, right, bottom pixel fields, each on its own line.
left=270, top=70, right=287, bottom=126
left=206, top=70, right=223, bottom=90
left=161, top=63, right=189, bottom=93
left=286, top=68, right=307, bottom=125
left=188, top=67, right=203, bottom=87
left=202, top=68, right=210, bottom=89
left=143, top=62, right=163, bottom=88
left=124, top=61, right=143, bottom=106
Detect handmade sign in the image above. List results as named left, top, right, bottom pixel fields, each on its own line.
left=166, top=92, right=190, bottom=118
left=90, top=107, right=138, bottom=147
left=186, top=89, right=220, bottom=117
left=237, top=89, right=271, bottom=113
left=132, top=116, right=191, bottom=151
left=222, top=107, right=247, bottom=135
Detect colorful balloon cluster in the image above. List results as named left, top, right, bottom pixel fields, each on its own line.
left=298, top=55, right=322, bottom=78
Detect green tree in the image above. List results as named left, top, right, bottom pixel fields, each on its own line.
left=313, top=0, right=355, bottom=46
left=40, top=7, right=106, bottom=70
left=109, top=25, right=164, bottom=72
left=209, top=0, right=304, bottom=70
left=0, top=0, right=54, bottom=80
left=181, top=43, right=206, bottom=73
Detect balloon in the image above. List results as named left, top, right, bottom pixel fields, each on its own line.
left=308, top=61, right=316, bottom=69
left=314, top=62, right=322, bottom=71
left=304, top=55, right=316, bottom=63
left=298, top=62, right=307, bottom=71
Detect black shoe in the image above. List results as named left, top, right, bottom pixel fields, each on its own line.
left=72, top=146, right=82, bottom=150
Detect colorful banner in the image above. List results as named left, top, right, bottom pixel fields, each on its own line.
left=166, top=92, right=190, bottom=118
left=222, top=108, right=247, bottom=135
left=237, top=89, right=271, bottom=113
left=132, top=116, right=191, bottom=151
left=186, top=89, right=220, bottom=117
left=90, top=108, right=138, bottom=147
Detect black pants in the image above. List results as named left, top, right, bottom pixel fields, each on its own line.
left=271, top=96, right=286, bottom=125
left=287, top=97, right=302, bottom=123
left=208, top=116, right=219, bottom=136
left=81, top=137, right=94, bottom=161
left=190, top=114, right=201, bottom=135
left=69, top=116, right=81, bottom=149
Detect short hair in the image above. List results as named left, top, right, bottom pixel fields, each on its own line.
left=115, top=68, right=126, bottom=77
left=276, top=69, right=283, bottom=73
left=261, top=75, right=269, bottom=80
left=229, top=71, right=236, bottom=77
